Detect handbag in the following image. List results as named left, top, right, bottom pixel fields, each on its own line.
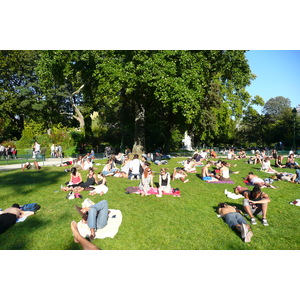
left=66, top=191, right=75, bottom=200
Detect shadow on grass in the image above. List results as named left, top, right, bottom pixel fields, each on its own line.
left=0, top=169, right=67, bottom=197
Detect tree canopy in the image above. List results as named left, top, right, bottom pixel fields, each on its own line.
left=5, top=50, right=295, bottom=152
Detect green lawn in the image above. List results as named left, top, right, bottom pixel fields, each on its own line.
left=0, top=157, right=299, bottom=250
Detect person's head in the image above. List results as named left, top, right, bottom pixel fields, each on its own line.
left=71, top=167, right=77, bottom=175
left=88, top=167, right=94, bottom=174
left=218, top=202, right=227, bottom=209
left=160, top=168, right=169, bottom=175
left=144, top=167, right=152, bottom=178
left=97, top=172, right=104, bottom=179
left=206, top=161, right=213, bottom=166
left=251, top=185, right=261, bottom=197
left=221, top=161, right=227, bottom=166
left=134, top=154, right=139, bottom=159
left=12, top=203, right=20, bottom=209
left=248, top=172, right=253, bottom=175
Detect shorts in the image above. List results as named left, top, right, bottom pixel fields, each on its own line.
left=243, top=199, right=263, bottom=215
left=0, top=213, right=17, bottom=234
left=223, top=212, right=247, bottom=229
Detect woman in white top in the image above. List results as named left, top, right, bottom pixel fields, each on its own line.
left=139, top=167, right=154, bottom=196
left=261, top=158, right=280, bottom=174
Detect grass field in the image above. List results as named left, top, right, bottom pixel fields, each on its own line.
left=0, top=156, right=299, bottom=250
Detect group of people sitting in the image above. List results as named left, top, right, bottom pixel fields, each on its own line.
left=61, top=167, right=108, bottom=196
left=201, top=160, right=239, bottom=182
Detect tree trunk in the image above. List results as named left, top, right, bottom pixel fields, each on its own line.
left=70, top=85, right=85, bottom=130
left=132, top=102, right=145, bottom=155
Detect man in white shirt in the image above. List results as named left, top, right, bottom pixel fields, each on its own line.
left=128, top=154, right=142, bottom=179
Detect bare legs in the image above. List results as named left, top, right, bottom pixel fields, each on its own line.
left=70, top=221, right=100, bottom=250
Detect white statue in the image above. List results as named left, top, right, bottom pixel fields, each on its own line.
left=182, top=131, right=193, bottom=151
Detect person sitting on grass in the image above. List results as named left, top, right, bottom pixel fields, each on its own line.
left=89, top=172, right=108, bottom=196
left=62, top=167, right=83, bottom=191
left=183, top=158, right=196, bottom=172
left=285, top=154, right=298, bottom=169
left=260, top=157, right=280, bottom=174
left=217, top=202, right=253, bottom=243
left=274, top=155, right=286, bottom=168
left=71, top=168, right=99, bottom=193
left=0, top=204, right=34, bottom=234
left=70, top=221, right=100, bottom=250
left=102, top=158, right=118, bottom=177
left=214, top=161, right=238, bottom=181
left=290, top=167, right=300, bottom=184
left=172, top=168, right=189, bottom=183
left=201, top=161, right=219, bottom=181
left=156, top=168, right=172, bottom=197
left=139, top=167, right=154, bottom=196
left=74, top=199, right=109, bottom=241
left=245, top=172, right=276, bottom=189
left=242, top=185, right=271, bottom=226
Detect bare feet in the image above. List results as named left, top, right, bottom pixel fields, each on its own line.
left=71, top=220, right=80, bottom=243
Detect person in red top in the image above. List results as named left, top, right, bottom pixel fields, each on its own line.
left=62, top=167, right=83, bottom=191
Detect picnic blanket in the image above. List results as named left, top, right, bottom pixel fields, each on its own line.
left=208, top=179, right=235, bottom=184
left=125, top=187, right=181, bottom=196
left=77, top=209, right=122, bottom=239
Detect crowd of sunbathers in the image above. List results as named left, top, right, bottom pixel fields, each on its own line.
left=2, top=147, right=298, bottom=249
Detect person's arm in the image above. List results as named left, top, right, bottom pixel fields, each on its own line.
left=249, top=193, right=270, bottom=204
left=94, top=174, right=98, bottom=185
left=78, top=172, right=83, bottom=182
left=167, top=173, right=171, bottom=187
left=172, top=169, right=176, bottom=181
left=158, top=174, right=162, bottom=187
left=150, top=175, right=154, bottom=188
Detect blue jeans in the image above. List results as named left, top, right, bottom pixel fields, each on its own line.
left=223, top=212, right=247, bottom=229
left=87, top=200, right=108, bottom=230
left=295, top=169, right=300, bottom=183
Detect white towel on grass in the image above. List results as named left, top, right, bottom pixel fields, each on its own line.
left=77, top=209, right=122, bottom=239
left=224, top=189, right=244, bottom=200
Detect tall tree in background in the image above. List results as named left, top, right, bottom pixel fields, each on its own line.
left=0, top=50, right=45, bottom=139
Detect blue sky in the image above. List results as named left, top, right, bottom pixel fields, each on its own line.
left=246, top=50, right=300, bottom=112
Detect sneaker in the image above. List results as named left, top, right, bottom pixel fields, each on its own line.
left=241, top=223, right=248, bottom=239
left=250, top=218, right=257, bottom=225
left=262, top=219, right=269, bottom=226
left=244, top=231, right=253, bottom=243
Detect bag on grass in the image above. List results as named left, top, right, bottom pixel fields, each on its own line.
left=21, top=203, right=41, bottom=212
left=66, top=191, right=75, bottom=200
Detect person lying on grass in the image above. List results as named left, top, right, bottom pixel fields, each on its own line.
left=21, top=161, right=41, bottom=171
left=0, top=204, right=34, bottom=234
left=245, top=172, right=276, bottom=189
left=217, top=202, right=253, bottom=243
left=242, top=185, right=271, bottom=226
left=172, top=168, right=189, bottom=183
left=74, top=200, right=109, bottom=241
